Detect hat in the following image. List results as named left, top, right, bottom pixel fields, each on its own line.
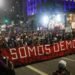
left=58, top=60, right=67, bottom=69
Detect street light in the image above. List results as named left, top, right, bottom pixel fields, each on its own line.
left=41, top=15, right=49, bottom=27
left=3, top=18, right=10, bottom=24
left=20, top=20, right=23, bottom=24
left=55, top=14, right=61, bottom=22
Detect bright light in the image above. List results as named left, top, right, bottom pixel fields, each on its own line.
left=42, top=15, right=49, bottom=25
left=0, top=0, right=5, bottom=8
left=5, top=19, right=9, bottom=23
left=72, top=22, right=75, bottom=29
left=20, top=21, right=23, bottom=24
left=55, top=14, right=61, bottom=22
left=1, top=24, right=6, bottom=31
left=1, top=24, right=6, bottom=29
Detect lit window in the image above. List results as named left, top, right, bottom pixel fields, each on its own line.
left=31, top=12, right=34, bottom=15
left=28, top=0, right=30, bottom=2
left=66, top=0, right=73, bottom=1
left=66, top=0, right=68, bottom=1
left=70, top=0, right=72, bottom=1
left=73, top=0, right=75, bottom=2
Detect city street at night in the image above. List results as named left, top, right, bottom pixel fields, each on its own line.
left=0, top=0, right=75, bottom=75
left=15, top=54, right=75, bottom=75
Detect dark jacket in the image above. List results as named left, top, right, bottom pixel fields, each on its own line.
left=52, top=69, right=70, bottom=75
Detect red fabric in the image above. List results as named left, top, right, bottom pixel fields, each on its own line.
left=1, top=40, right=75, bottom=66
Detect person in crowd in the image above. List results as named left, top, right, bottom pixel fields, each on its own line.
left=0, top=50, right=15, bottom=75
left=0, top=29, right=73, bottom=48
left=2, top=57, right=15, bottom=75
left=52, top=60, right=70, bottom=75
left=0, top=53, right=9, bottom=75
left=0, top=34, right=6, bottom=48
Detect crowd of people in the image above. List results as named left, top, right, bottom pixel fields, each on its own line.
left=0, top=30, right=74, bottom=48
left=0, top=26, right=74, bottom=75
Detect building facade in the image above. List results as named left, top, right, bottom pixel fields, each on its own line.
left=64, top=0, right=75, bottom=12
left=23, top=0, right=75, bottom=17
left=22, top=0, right=75, bottom=31
left=23, top=0, right=49, bottom=16
left=23, top=0, right=64, bottom=16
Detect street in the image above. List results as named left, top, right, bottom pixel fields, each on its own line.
left=15, top=54, right=75, bottom=75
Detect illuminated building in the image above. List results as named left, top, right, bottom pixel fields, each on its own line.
left=23, top=0, right=65, bottom=16
left=64, top=0, right=75, bottom=12
left=22, top=0, right=75, bottom=31
left=24, top=0, right=48, bottom=16
left=65, top=0, right=75, bottom=31
left=23, top=0, right=75, bottom=16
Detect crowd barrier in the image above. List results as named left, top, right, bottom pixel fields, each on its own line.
left=1, top=39, right=75, bottom=67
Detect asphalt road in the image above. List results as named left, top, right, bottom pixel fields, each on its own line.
left=15, top=54, right=75, bottom=75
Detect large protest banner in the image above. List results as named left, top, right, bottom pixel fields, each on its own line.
left=1, top=40, right=75, bottom=66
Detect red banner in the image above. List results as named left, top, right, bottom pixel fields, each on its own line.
left=1, top=40, right=75, bottom=66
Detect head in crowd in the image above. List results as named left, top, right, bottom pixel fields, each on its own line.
left=58, top=60, right=67, bottom=70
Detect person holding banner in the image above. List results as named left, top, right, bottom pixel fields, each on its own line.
left=0, top=50, right=15, bottom=75
left=52, top=60, right=70, bottom=75
left=0, top=57, right=9, bottom=75
left=1, top=56, right=15, bottom=75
